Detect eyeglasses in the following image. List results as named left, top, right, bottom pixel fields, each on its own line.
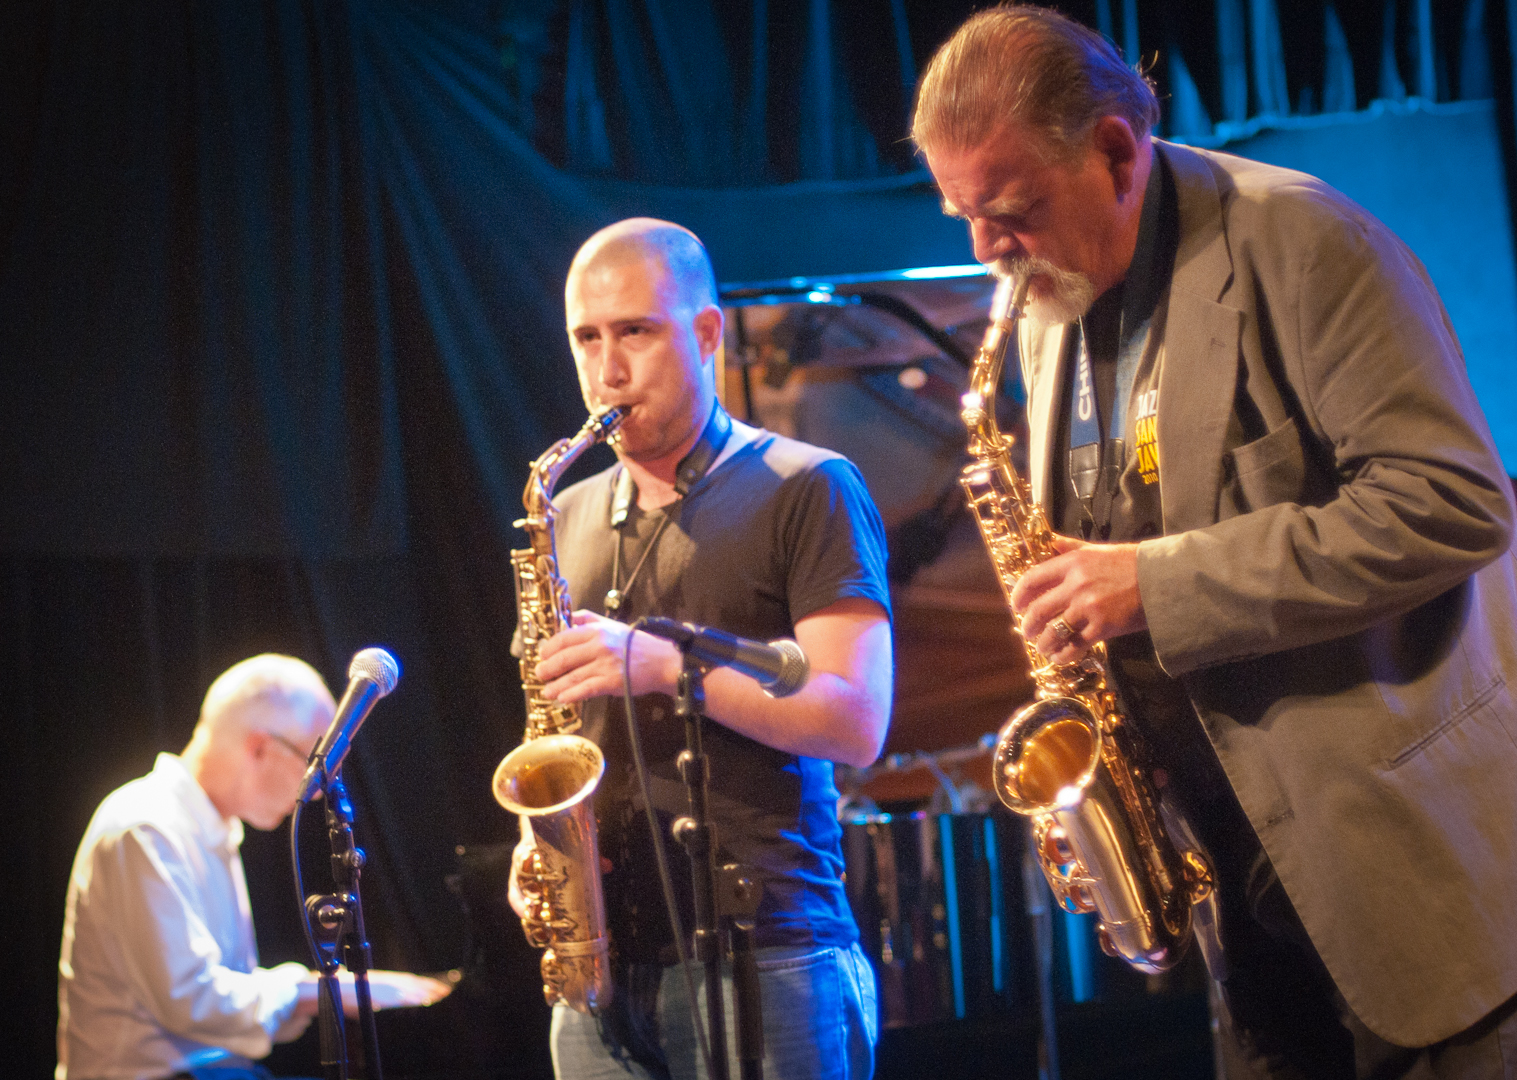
left=266, top=731, right=314, bottom=762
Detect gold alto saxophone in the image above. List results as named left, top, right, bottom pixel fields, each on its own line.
left=962, top=275, right=1213, bottom=973
left=492, top=407, right=624, bottom=1012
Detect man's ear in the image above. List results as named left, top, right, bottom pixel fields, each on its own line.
left=693, top=304, right=724, bottom=362
left=245, top=728, right=273, bottom=764
left=1091, top=115, right=1141, bottom=201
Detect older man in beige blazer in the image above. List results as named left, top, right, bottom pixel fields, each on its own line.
left=914, top=7, right=1517, bottom=1078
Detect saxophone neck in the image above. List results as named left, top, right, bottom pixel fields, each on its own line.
left=522, top=408, right=627, bottom=516
left=961, top=273, right=1031, bottom=454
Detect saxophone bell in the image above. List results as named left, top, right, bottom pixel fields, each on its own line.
left=493, top=735, right=611, bottom=1010
left=993, top=696, right=1102, bottom=816
left=993, top=694, right=1208, bottom=973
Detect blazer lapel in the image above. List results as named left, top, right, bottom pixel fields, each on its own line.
left=1153, top=142, right=1243, bottom=533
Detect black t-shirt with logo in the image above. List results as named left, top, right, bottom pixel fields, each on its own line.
left=547, top=426, right=891, bottom=962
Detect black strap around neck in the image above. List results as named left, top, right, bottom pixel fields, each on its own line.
left=610, top=402, right=733, bottom=526
left=1064, top=156, right=1171, bottom=539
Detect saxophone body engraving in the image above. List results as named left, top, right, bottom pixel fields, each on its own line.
left=965, top=276, right=1212, bottom=974
left=493, top=408, right=623, bottom=1012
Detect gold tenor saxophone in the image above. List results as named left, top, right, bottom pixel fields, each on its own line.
left=963, top=275, right=1212, bottom=973
left=492, top=407, right=623, bottom=1012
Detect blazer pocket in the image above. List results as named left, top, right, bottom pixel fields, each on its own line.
left=1221, top=416, right=1306, bottom=516
left=1385, top=675, right=1510, bottom=770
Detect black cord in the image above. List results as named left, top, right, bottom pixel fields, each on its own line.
left=290, top=797, right=322, bottom=968
left=621, top=631, right=717, bottom=1079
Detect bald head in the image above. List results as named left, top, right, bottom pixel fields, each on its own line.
left=196, top=654, right=335, bottom=746
left=185, top=654, right=336, bottom=828
left=562, top=218, right=725, bottom=473
left=567, top=217, right=718, bottom=317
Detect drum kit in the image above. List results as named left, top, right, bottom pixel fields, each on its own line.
left=840, top=739, right=1062, bottom=1033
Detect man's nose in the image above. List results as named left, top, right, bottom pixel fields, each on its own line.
left=600, top=344, right=630, bottom=388
left=970, top=218, right=1018, bottom=265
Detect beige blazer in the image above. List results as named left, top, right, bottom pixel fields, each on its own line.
left=1018, top=141, right=1517, bottom=1046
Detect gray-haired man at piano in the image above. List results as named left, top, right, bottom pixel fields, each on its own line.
left=57, top=654, right=448, bottom=1080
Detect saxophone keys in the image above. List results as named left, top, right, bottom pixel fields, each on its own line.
left=1054, top=882, right=1098, bottom=915
left=522, top=850, right=552, bottom=889
left=539, top=952, right=566, bottom=1005
left=1182, top=849, right=1215, bottom=903
left=1041, top=823, right=1077, bottom=868
left=524, top=918, right=554, bottom=949
left=1097, top=923, right=1121, bottom=958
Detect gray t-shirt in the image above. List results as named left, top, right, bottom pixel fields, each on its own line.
left=548, top=425, right=891, bottom=960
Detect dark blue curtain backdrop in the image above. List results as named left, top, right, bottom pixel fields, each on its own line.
left=4, top=2, right=1516, bottom=1078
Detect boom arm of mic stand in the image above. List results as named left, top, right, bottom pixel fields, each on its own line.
left=297, top=779, right=350, bottom=1080
left=720, top=864, right=764, bottom=1080
left=312, top=946, right=347, bottom=1080
left=301, top=773, right=384, bottom=1080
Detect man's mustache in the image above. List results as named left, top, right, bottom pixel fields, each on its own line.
left=984, top=255, right=1097, bottom=326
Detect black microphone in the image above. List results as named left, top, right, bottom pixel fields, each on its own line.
left=635, top=617, right=809, bottom=698
left=298, top=648, right=401, bottom=802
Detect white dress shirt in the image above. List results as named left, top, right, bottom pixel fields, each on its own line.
left=57, top=753, right=308, bottom=1080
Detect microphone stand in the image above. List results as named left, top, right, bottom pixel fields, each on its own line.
left=670, top=649, right=766, bottom=1080
left=306, top=900, right=347, bottom=1080
left=720, top=863, right=764, bottom=1080
left=304, top=772, right=384, bottom=1080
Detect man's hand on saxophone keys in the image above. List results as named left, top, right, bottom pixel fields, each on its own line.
left=1011, top=536, right=1148, bottom=664
left=535, top=610, right=683, bottom=703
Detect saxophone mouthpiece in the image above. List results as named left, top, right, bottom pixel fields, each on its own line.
left=1011, top=270, right=1032, bottom=310
left=988, top=271, right=1032, bottom=326
left=589, top=406, right=626, bottom=449
left=989, top=274, right=1017, bottom=323
left=591, top=406, right=624, bottom=432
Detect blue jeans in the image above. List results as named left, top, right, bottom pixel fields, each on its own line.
left=550, top=943, right=878, bottom=1080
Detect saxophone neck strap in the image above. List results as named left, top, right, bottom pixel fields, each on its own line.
left=609, top=401, right=733, bottom=526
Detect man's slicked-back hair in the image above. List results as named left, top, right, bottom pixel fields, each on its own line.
left=911, top=5, right=1160, bottom=158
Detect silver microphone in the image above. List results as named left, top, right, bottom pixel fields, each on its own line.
left=636, top=617, right=809, bottom=698
left=297, top=648, right=400, bottom=802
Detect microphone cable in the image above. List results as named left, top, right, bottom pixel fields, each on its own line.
left=621, top=631, right=718, bottom=1080
left=290, top=799, right=317, bottom=963
left=289, top=799, right=332, bottom=974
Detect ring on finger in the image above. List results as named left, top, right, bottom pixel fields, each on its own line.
left=1050, top=616, right=1075, bottom=642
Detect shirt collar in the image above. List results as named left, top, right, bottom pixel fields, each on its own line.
left=152, top=752, right=244, bottom=852
left=1117, top=149, right=1178, bottom=337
